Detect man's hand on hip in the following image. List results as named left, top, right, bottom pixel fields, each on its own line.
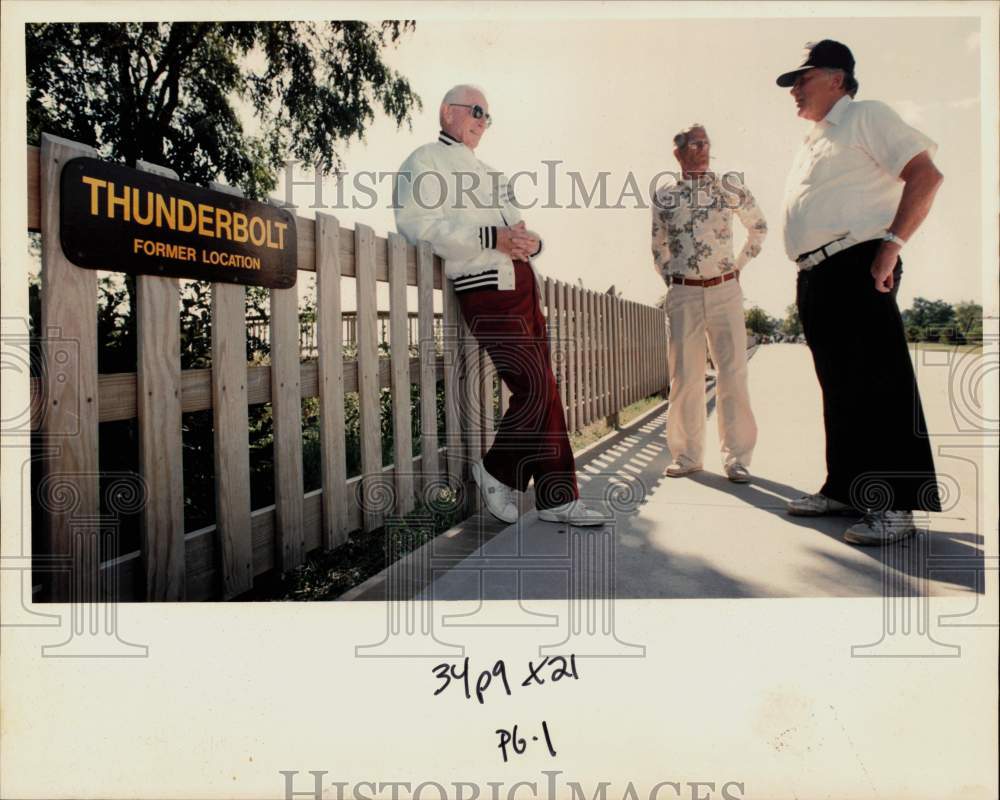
left=870, top=241, right=901, bottom=293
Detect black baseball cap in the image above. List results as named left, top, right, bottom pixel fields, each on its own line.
left=776, top=39, right=855, bottom=87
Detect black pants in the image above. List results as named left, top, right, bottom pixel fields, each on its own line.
left=796, top=240, right=941, bottom=512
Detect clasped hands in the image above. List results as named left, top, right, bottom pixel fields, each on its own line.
left=497, top=221, right=541, bottom=261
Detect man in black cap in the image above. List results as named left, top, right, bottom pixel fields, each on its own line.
left=776, top=40, right=945, bottom=545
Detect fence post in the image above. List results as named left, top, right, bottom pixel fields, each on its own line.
left=441, top=266, right=467, bottom=502
left=388, top=232, right=415, bottom=516
left=354, top=224, right=383, bottom=532
left=563, top=282, right=576, bottom=432
left=315, top=213, right=349, bottom=550
left=605, top=286, right=621, bottom=430
left=553, top=280, right=567, bottom=421
left=416, top=241, right=440, bottom=493
left=271, top=243, right=306, bottom=573
left=208, top=181, right=254, bottom=598
left=584, top=289, right=598, bottom=424
left=135, top=159, right=185, bottom=601
left=38, top=134, right=101, bottom=602
left=573, top=285, right=584, bottom=431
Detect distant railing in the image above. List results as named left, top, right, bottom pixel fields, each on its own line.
left=239, top=311, right=445, bottom=358
left=25, top=136, right=668, bottom=602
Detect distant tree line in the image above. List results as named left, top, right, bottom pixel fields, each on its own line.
left=901, top=298, right=983, bottom=344
left=742, top=299, right=984, bottom=345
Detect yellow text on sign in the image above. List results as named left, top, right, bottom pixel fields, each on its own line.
left=84, top=176, right=288, bottom=250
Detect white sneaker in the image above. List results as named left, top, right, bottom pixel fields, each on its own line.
left=471, top=461, right=518, bottom=524
left=787, top=492, right=854, bottom=516
left=537, top=500, right=608, bottom=527
left=664, top=461, right=702, bottom=478
left=843, top=511, right=917, bottom=546
left=725, top=463, right=751, bottom=483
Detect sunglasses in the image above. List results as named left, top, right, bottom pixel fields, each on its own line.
left=450, top=103, right=493, bottom=128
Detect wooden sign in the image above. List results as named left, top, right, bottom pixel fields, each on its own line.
left=59, top=156, right=297, bottom=288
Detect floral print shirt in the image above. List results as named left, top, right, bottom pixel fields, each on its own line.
left=651, top=171, right=768, bottom=280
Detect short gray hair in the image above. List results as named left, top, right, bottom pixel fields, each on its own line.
left=440, top=84, right=486, bottom=126
left=673, top=123, right=708, bottom=150
left=822, top=67, right=859, bottom=98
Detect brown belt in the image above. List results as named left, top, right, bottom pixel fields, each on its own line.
left=670, top=272, right=738, bottom=288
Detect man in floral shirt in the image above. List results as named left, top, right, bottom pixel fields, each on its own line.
left=652, top=124, right=768, bottom=482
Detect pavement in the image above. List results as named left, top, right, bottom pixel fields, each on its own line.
left=341, top=343, right=988, bottom=602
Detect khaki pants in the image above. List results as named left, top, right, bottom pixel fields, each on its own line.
left=665, top=278, right=757, bottom=469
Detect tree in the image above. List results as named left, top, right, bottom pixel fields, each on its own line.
left=26, top=21, right=421, bottom=198
left=953, top=301, right=983, bottom=344
left=745, top=305, right=777, bottom=337
left=26, top=21, right=423, bottom=540
left=781, top=303, right=802, bottom=337
left=901, top=296, right=955, bottom=342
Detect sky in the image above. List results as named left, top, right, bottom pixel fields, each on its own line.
left=280, top=13, right=987, bottom=319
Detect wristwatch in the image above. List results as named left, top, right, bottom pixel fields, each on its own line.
left=882, top=231, right=906, bottom=248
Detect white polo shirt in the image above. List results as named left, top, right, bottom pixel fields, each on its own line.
left=782, top=95, right=937, bottom=262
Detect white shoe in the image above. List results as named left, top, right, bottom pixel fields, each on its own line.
left=471, top=461, right=518, bottom=524
left=725, top=463, right=751, bottom=483
left=537, top=500, right=608, bottom=526
left=664, top=461, right=702, bottom=478
left=843, top=511, right=918, bottom=546
left=787, top=492, right=854, bottom=516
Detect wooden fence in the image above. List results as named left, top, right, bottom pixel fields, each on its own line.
left=26, top=134, right=668, bottom=602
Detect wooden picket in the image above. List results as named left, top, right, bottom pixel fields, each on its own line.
left=442, top=269, right=464, bottom=493
left=38, top=135, right=101, bottom=603
left=387, top=233, right=415, bottom=516
left=355, top=224, right=382, bottom=532
left=315, top=213, right=349, bottom=550
left=271, top=268, right=306, bottom=572
left=416, top=241, right=439, bottom=492
left=564, top=282, right=576, bottom=432
left=135, top=159, right=185, bottom=601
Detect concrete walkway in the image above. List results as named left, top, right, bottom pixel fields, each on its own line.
left=342, top=343, right=987, bottom=601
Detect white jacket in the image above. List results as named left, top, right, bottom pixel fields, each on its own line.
left=394, top=131, right=542, bottom=292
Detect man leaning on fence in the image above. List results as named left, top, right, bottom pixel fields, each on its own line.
left=777, top=39, right=944, bottom=544
left=394, top=84, right=603, bottom=527
left=652, top=124, right=768, bottom=483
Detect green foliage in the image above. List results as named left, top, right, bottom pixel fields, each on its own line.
left=744, top=305, right=778, bottom=337
left=26, top=21, right=421, bottom=198
left=901, top=296, right=955, bottom=342
left=901, top=296, right=983, bottom=344
left=953, top=301, right=984, bottom=344
left=781, top=303, right=802, bottom=338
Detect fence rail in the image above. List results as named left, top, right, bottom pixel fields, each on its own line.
left=241, top=310, right=445, bottom=358
left=25, top=137, right=668, bottom=602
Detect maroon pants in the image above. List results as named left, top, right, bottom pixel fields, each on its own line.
left=456, top=260, right=579, bottom=510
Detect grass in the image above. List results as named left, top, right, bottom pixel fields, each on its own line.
left=257, top=392, right=667, bottom=602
